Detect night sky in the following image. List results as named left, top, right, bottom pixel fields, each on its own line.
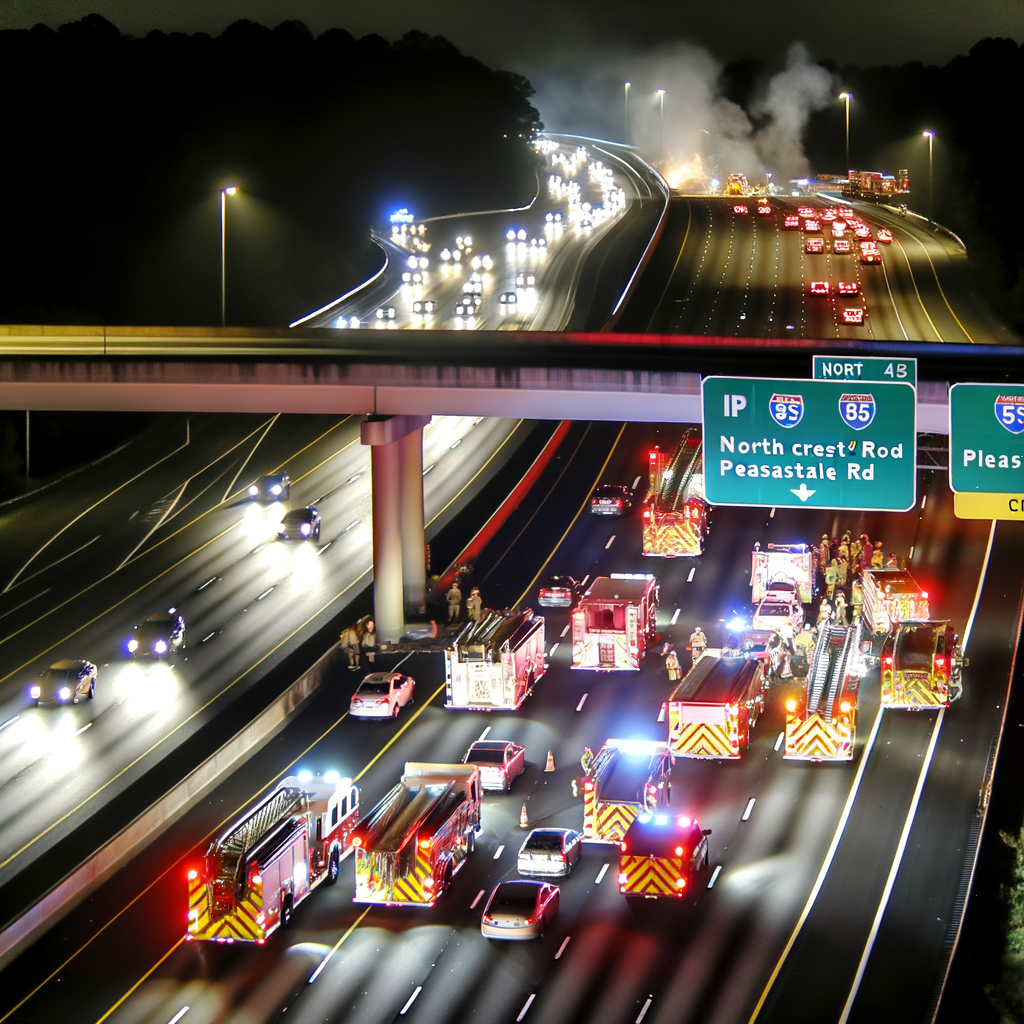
left=2, top=0, right=1022, bottom=70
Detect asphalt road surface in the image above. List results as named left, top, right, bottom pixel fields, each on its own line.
left=3, top=422, right=1017, bottom=1024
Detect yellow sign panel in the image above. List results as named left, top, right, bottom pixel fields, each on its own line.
left=953, top=492, right=1024, bottom=520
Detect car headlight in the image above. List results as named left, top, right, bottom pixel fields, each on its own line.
left=155, top=640, right=168, bottom=654
left=127, top=638, right=139, bottom=653
left=59, top=686, right=71, bottom=700
left=249, top=485, right=259, bottom=496
left=300, top=523, right=311, bottom=536
left=30, top=685, right=41, bottom=699
left=271, top=484, right=282, bottom=495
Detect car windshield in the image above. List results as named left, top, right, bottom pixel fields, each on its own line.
left=44, top=669, right=75, bottom=686
left=139, top=620, right=172, bottom=638
left=468, top=747, right=506, bottom=764
left=546, top=577, right=571, bottom=588
left=595, top=486, right=626, bottom=497
left=357, top=681, right=391, bottom=694
left=524, top=833, right=564, bottom=853
left=758, top=603, right=791, bottom=616
left=491, top=885, right=539, bottom=911
left=283, top=510, right=310, bottom=522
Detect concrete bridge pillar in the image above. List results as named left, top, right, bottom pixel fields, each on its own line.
left=361, top=415, right=431, bottom=643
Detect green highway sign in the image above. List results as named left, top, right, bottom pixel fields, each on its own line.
left=949, top=383, right=1024, bottom=493
left=813, top=354, right=917, bottom=385
left=702, top=376, right=917, bottom=511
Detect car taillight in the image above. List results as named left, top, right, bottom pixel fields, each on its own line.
left=483, top=913, right=494, bottom=923
left=620, top=841, right=627, bottom=852
left=614, top=499, right=622, bottom=506
left=557, top=853, right=565, bottom=861
left=524, top=917, right=535, bottom=925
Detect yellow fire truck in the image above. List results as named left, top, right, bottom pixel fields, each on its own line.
left=618, top=812, right=711, bottom=899
left=642, top=431, right=708, bottom=557
left=880, top=620, right=964, bottom=709
left=186, top=771, right=359, bottom=943
left=445, top=609, right=546, bottom=710
left=571, top=574, right=660, bottom=671
left=860, top=569, right=929, bottom=637
left=667, top=656, right=767, bottom=758
left=351, top=762, right=481, bottom=907
left=582, top=739, right=673, bottom=844
left=785, top=623, right=863, bottom=760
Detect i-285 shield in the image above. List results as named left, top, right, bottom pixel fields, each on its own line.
left=995, top=395, right=1024, bottom=435
left=839, top=393, right=876, bottom=430
left=769, top=394, right=804, bottom=428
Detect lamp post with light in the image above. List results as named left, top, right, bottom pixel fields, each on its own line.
left=657, top=89, right=665, bottom=159
left=922, top=131, right=935, bottom=222
left=624, top=82, right=630, bottom=144
left=220, top=185, right=238, bottom=327
left=839, top=92, right=852, bottom=173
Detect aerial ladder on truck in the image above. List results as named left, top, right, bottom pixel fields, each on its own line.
left=785, top=623, right=863, bottom=761
left=643, top=429, right=708, bottom=558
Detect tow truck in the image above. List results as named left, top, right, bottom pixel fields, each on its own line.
left=880, top=620, right=964, bottom=708
left=571, top=574, right=660, bottom=671
left=186, top=772, right=359, bottom=942
left=643, top=431, right=708, bottom=557
left=581, top=739, right=673, bottom=844
left=618, top=812, right=711, bottom=899
left=351, top=763, right=481, bottom=907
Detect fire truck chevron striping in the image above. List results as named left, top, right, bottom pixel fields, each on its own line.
left=581, top=739, right=672, bottom=843
left=880, top=620, right=964, bottom=709
left=785, top=623, right=862, bottom=761
left=571, top=574, right=660, bottom=672
left=667, top=656, right=767, bottom=759
left=351, top=763, right=481, bottom=907
left=618, top=812, right=711, bottom=899
left=643, top=430, right=709, bottom=558
left=186, top=773, right=359, bottom=943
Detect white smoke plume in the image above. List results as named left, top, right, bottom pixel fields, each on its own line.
left=522, top=41, right=833, bottom=189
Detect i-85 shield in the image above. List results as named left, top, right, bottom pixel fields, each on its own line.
left=839, top=393, right=876, bottom=430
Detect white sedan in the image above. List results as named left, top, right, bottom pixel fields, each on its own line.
left=349, top=672, right=415, bottom=719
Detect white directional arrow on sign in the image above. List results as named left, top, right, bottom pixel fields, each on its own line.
left=790, top=483, right=816, bottom=502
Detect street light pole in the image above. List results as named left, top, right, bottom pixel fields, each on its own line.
left=839, top=92, right=852, bottom=172
left=624, top=82, right=630, bottom=144
left=220, top=185, right=238, bottom=327
left=922, top=131, right=935, bottom=222
left=657, top=89, right=665, bottom=160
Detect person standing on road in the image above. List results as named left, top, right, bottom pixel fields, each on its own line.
left=825, top=559, right=838, bottom=599
left=871, top=542, right=885, bottom=570
left=689, top=626, right=707, bottom=665
left=340, top=622, right=362, bottom=670
left=447, top=582, right=462, bottom=621
left=359, top=616, right=377, bottom=665
left=466, top=587, right=483, bottom=622
left=834, top=590, right=849, bottom=627
left=665, top=649, right=682, bottom=683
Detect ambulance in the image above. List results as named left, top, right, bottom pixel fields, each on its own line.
left=571, top=574, right=660, bottom=671
left=618, top=812, right=711, bottom=899
left=581, top=739, right=673, bottom=844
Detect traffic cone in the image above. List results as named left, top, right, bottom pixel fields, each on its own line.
left=519, top=802, right=530, bottom=829
left=544, top=750, right=556, bottom=772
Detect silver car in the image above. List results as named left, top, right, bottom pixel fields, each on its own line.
left=481, top=880, right=560, bottom=941
left=517, top=828, right=582, bottom=878
left=349, top=672, right=415, bottom=719
left=463, top=740, right=526, bottom=792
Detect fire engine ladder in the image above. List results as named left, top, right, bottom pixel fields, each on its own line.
left=805, top=627, right=834, bottom=714
left=660, top=431, right=702, bottom=513
left=823, top=625, right=858, bottom=721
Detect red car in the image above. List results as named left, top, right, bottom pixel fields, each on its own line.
left=798, top=206, right=814, bottom=217
left=877, top=229, right=893, bottom=243
left=833, top=239, right=851, bottom=253
left=733, top=204, right=749, bottom=214
left=808, top=280, right=830, bottom=295
left=538, top=575, right=578, bottom=608
left=839, top=207, right=854, bottom=218
left=783, top=215, right=800, bottom=229
left=821, top=209, right=836, bottom=221
left=854, top=225, right=872, bottom=239
left=861, top=251, right=882, bottom=264
left=838, top=281, right=859, bottom=295
left=803, top=219, right=821, bottom=233
left=842, top=307, right=866, bottom=324
left=757, top=205, right=772, bottom=215
left=805, top=238, right=824, bottom=253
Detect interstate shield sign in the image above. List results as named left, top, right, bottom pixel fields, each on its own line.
left=769, top=393, right=804, bottom=428
left=995, top=395, right=1024, bottom=435
left=839, top=393, right=876, bottom=430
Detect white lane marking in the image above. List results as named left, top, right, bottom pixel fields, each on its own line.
left=576, top=693, right=589, bottom=712
left=494, top=845, right=505, bottom=860
left=746, top=703, right=885, bottom=1024
left=477, top=725, right=492, bottom=742
left=963, top=520, right=997, bottom=651
left=549, top=643, right=559, bottom=656
left=450, top=439, right=462, bottom=450
left=605, top=535, right=616, bottom=550
left=921, top=493, right=927, bottom=509
left=707, top=865, right=723, bottom=889
left=560, top=624, right=570, bottom=638
left=555, top=936, right=571, bottom=960
left=317, top=541, right=333, bottom=556
left=517, top=994, right=536, bottom=1022
left=129, top=510, right=139, bottom=521
left=670, top=608, right=681, bottom=626
left=774, top=732, right=784, bottom=752
left=580, top=575, right=590, bottom=589
left=770, top=507, right=776, bottom=518
left=202, top=632, right=216, bottom=643
left=636, top=996, right=653, bottom=1023
left=197, top=576, right=217, bottom=591
left=222, top=413, right=280, bottom=502
left=471, top=889, right=485, bottom=909
left=343, top=520, right=360, bottom=532
left=0, top=716, right=19, bottom=732
left=347, top=472, right=364, bottom=484
left=166, top=1009, right=189, bottom=1024
left=422, top=464, right=434, bottom=476
left=400, top=986, right=422, bottom=1015
left=879, top=255, right=910, bottom=341
left=595, top=863, right=609, bottom=884
left=687, top=567, right=696, bottom=582
left=9, top=537, right=100, bottom=591
left=741, top=798, right=756, bottom=821
left=838, top=709, right=945, bottom=1023
left=632, top=475, right=642, bottom=490
left=0, top=588, right=51, bottom=621
left=74, top=723, right=92, bottom=737
left=256, top=586, right=276, bottom=601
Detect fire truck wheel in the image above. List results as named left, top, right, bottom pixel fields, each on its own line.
left=281, top=894, right=294, bottom=927
left=442, top=860, right=453, bottom=892
left=326, top=846, right=340, bottom=885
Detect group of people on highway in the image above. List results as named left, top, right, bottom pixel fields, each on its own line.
left=447, top=583, right=484, bottom=622
left=815, top=530, right=899, bottom=628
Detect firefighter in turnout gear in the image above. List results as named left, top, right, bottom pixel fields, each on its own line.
left=871, top=542, right=885, bottom=570
left=447, top=583, right=462, bottom=621
left=690, top=626, right=708, bottom=664
left=340, top=623, right=362, bottom=670
left=465, top=587, right=483, bottom=622
left=665, top=650, right=682, bottom=683
left=834, top=590, right=849, bottom=626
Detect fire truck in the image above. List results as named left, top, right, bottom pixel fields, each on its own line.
left=571, top=574, right=660, bottom=671
left=842, top=169, right=910, bottom=202
left=351, top=762, right=481, bottom=907
left=581, top=739, right=673, bottom=844
left=618, top=812, right=711, bottom=899
left=751, top=542, right=814, bottom=604
left=860, top=569, right=930, bottom=637
left=667, top=656, right=767, bottom=758
left=445, top=609, right=546, bottom=710
left=726, top=173, right=750, bottom=195
left=880, top=620, right=964, bottom=709
left=785, top=623, right=864, bottom=760
left=186, top=772, right=359, bottom=943
left=643, top=431, right=709, bottom=557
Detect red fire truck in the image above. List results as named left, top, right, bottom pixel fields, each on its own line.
left=643, top=431, right=709, bottom=558
left=571, top=574, right=660, bottom=671
left=351, top=762, right=481, bottom=907
left=667, top=655, right=767, bottom=758
left=186, top=772, right=359, bottom=943
left=582, top=739, right=673, bottom=844
left=860, top=569, right=930, bottom=637
left=618, top=812, right=711, bottom=899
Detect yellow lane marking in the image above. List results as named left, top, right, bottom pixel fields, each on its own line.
left=891, top=234, right=943, bottom=342
left=650, top=200, right=693, bottom=329
left=514, top=423, right=627, bottom=608
left=94, top=937, right=184, bottom=1024
left=901, top=229, right=975, bottom=343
